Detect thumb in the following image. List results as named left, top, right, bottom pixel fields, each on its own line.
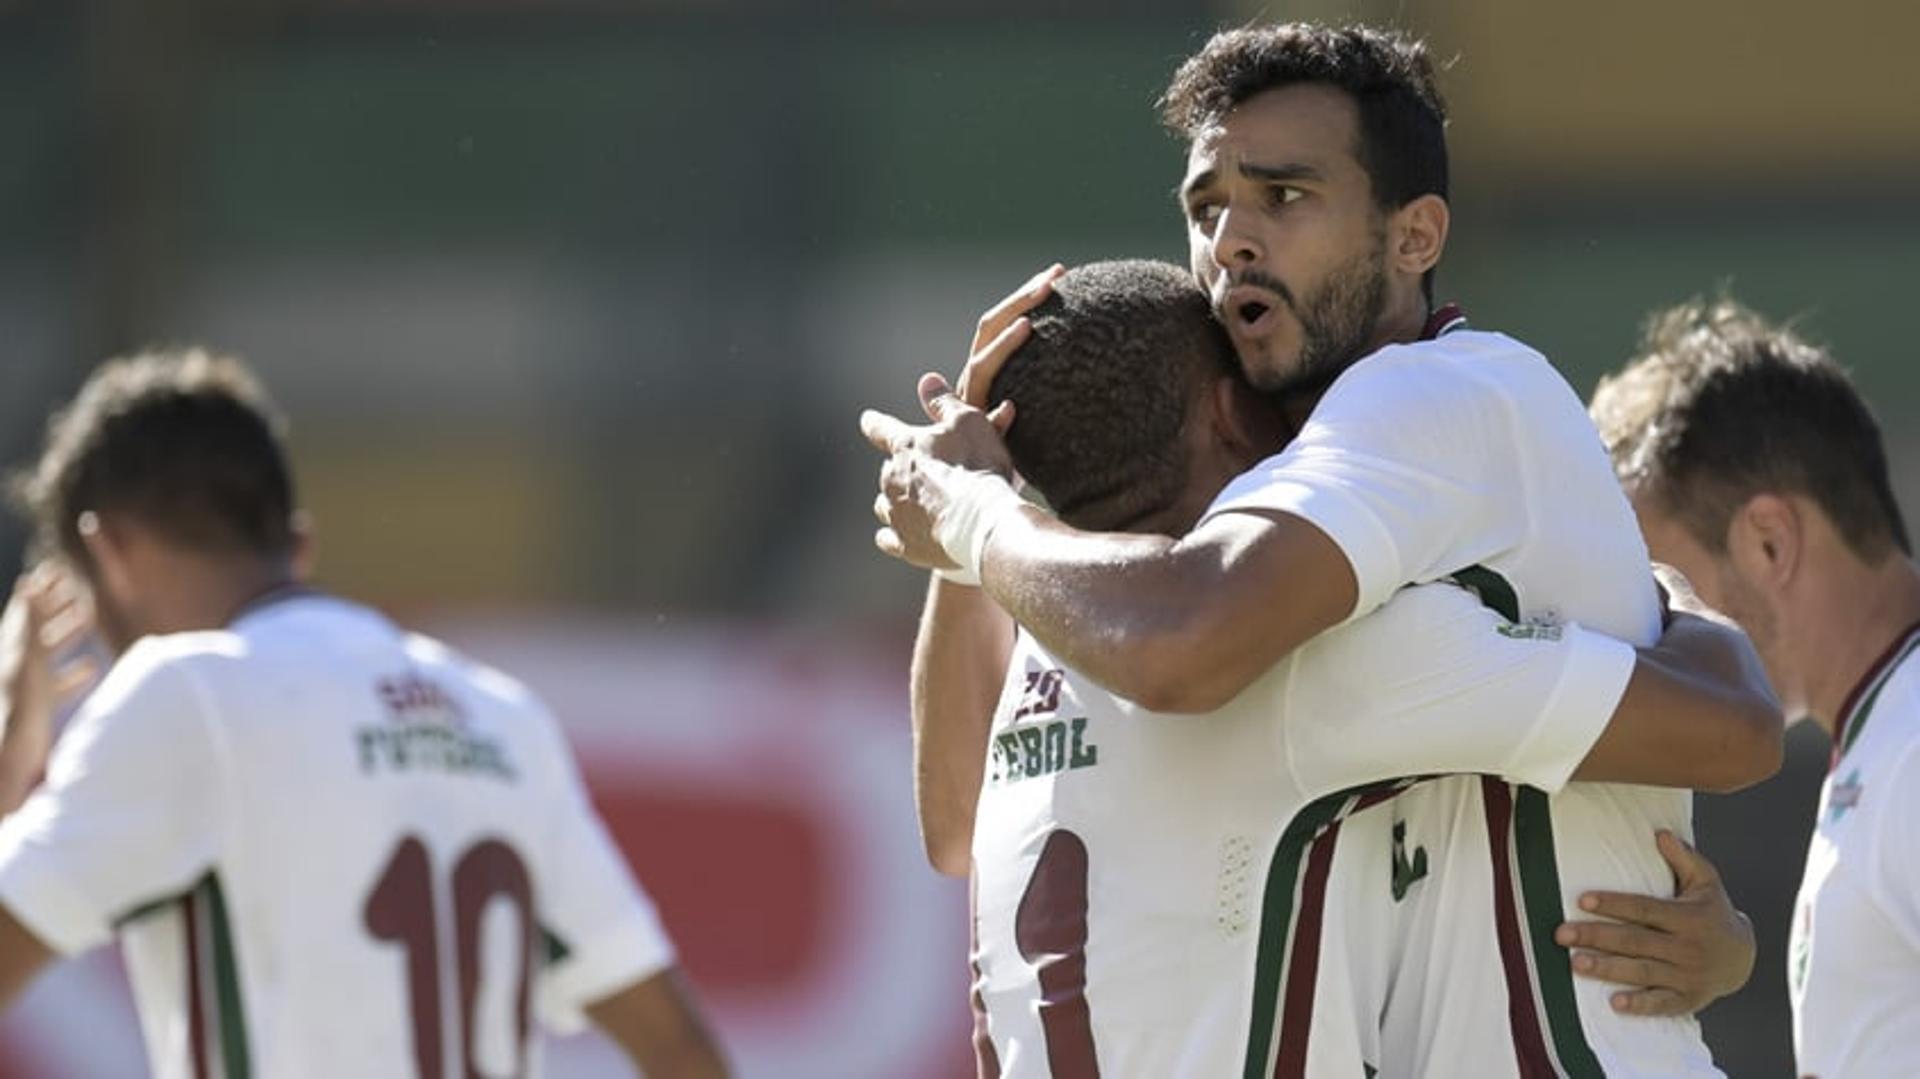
left=987, top=400, right=1016, bottom=433
left=919, top=372, right=962, bottom=422
left=1656, top=830, right=1716, bottom=891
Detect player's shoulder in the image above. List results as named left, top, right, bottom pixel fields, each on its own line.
left=398, top=630, right=555, bottom=724
left=1308, top=328, right=1544, bottom=431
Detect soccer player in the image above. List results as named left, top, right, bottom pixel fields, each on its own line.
left=0, top=353, right=727, bottom=1078
left=1589, top=299, right=1920, bottom=1078
left=864, top=22, right=1763, bottom=1075
left=929, top=259, right=1778, bottom=1076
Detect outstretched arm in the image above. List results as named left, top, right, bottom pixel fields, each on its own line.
left=910, top=575, right=1015, bottom=877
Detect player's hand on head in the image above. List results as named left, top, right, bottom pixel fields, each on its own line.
left=860, top=374, right=1023, bottom=573
left=2, top=564, right=99, bottom=719
left=955, top=263, right=1064, bottom=410
left=1552, top=830, right=1754, bottom=1017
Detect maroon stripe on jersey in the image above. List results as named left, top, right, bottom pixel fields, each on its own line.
left=968, top=870, right=1002, bottom=1078
left=1481, top=778, right=1558, bottom=1079
left=1272, top=820, right=1343, bottom=1079
left=1831, top=618, right=1920, bottom=768
left=182, top=894, right=210, bottom=1079
left=1421, top=303, right=1467, bottom=341
left=1015, top=830, right=1100, bottom=1079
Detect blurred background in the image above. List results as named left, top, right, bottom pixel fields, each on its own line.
left=0, top=0, right=1915, bottom=1075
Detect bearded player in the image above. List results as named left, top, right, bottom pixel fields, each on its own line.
left=910, top=259, right=1777, bottom=1076
left=866, top=23, right=1764, bottom=1075
left=1591, top=299, right=1920, bottom=1078
left=0, top=353, right=727, bottom=1078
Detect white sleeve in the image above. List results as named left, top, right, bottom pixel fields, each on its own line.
left=529, top=712, right=677, bottom=1034
left=0, top=644, right=225, bottom=955
left=1866, top=741, right=1920, bottom=954
left=1200, top=350, right=1525, bottom=623
left=1281, top=584, right=1636, bottom=800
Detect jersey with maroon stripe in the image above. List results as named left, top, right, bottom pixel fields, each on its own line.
left=970, top=577, right=1638, bottom=1077
left=1789, top=621, right=1920, bottom=1078
left=1203, top=321, right=1721, bottom=1076
left=0, top=595, right=673, bottom=1079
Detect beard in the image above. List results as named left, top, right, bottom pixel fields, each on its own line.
left=1240, top=234, right=1390, bottom=397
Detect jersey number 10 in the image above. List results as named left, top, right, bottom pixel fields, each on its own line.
left=364, top=835, right=537, bottom=1078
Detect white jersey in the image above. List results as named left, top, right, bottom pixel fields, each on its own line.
left=970, top=578, right=1638, bottom=1078
left=1790, top=620, right=1920, bottom=1078
left=1204, top=312, right=1718, bottom=1076
left=0, top=594, right=674, bottom=1079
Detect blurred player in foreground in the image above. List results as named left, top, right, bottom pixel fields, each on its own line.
left=916, top=260, right=1779, bottom=1076
left=0, top=352, right=726, bottom=1078
left=1591, top=300, right=1920, bottom=1078
left=866, top=23, right=1769, bottom=1075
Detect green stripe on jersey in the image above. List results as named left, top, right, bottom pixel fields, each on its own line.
left=1513, top=787, right=1604, bottom=1078
left=200, top=875, right=252, bottom=1079
left=1242, top=779, right=1418, bottom=1079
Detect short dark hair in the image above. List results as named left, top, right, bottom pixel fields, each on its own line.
left=1160, top=23, right=1449, bottom=300
left=986, top=260, right=1236, bottom=532
left=12, top=349, right=299, bottom=566
left=1161, top=23, right=1449, bottom=210
left=1591, top=298, right=1910, bottom=562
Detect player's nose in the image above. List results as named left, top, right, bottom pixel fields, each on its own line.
left=1208, top=204, right=1263, bottom=271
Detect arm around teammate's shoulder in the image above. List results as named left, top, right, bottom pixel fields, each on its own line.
left=1572, top=610, right=1784, bottom=793
left=587, top=966, right=729, bottom=1078
left=980, top=508, right=1357, bottom=714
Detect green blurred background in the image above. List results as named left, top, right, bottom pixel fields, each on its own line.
left=2, top=0, right=1915, bottom=1075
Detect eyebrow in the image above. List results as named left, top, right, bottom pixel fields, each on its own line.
left=1178, top=161, right=1326, bottom=201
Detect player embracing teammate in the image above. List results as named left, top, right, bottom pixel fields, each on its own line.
left=865, top=21, right=1791, bottom=1078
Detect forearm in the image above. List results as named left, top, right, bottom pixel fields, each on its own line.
left=587, top=967, right=729, bottom=1079
left=0, top=702, right=49, bottom=817
left=1571, top=613, right=1783, bottom=792
left=979, top=508, right=1352, bottom=714
left=910, top=575, right=1016, bottom=877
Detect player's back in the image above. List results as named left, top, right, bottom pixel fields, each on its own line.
left=2, top=592, right=668, bottom=1079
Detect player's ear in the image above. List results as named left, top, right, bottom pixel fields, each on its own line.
left=1210, top=375, right=1288, bottom=463
left=1390, top=194, right=1449, bottom=278
left=75, top=510, right=136, bottom=603
left=1730, top=493, right=1801, bottom=587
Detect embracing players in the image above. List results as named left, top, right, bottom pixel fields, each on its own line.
left=866, top=22, right=1779, bottom=1076
left=0, top=353, right=727, bottom=1077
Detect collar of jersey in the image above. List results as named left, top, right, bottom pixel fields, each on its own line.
left=1421, top=303, right=1468, bottom=341
left=1832, top=617, right=1920, bottom=768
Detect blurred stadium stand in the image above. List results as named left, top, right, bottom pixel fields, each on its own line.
left=0, top=1, right=1915, bottom=1074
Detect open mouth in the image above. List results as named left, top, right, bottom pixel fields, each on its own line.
left=1236, top=300, right=1271, bottom=326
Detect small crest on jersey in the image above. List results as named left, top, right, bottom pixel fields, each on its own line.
left=358, top=672, right=515, bottom=782
left=1828, top=769, right=1864, bottom=822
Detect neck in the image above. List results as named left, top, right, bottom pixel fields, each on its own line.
left=145, top=555, right=300, bottom=637
left=1367, top=287, right=1430, bottom=354
left=1803, top=554, right=1920, bottom=737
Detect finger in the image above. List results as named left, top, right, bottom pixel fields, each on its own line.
left=874, top=527, right=905, bottom=559
left=40, top=605, right=94, bottom=653
left=1568, top=950, right=1679, bottom=991
left=872, top=493, right=892, bottom=527
left=1577, top=889, right=1680, bottom=931
left=860, top=409, right=917, bottom=453
left=969, top=264, right=1064, bottom=356
left=1555, top=920, right=1680, bottom=964
left=919, top=372, right=972, bottom=423
left=1656, top=829, right=1719, bottom=891
left=957, top=317, right=1033, bottom=408
left=986, top=401, right=1016, bottom=433
left=1609, top=986, right=1691, bottom=1018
